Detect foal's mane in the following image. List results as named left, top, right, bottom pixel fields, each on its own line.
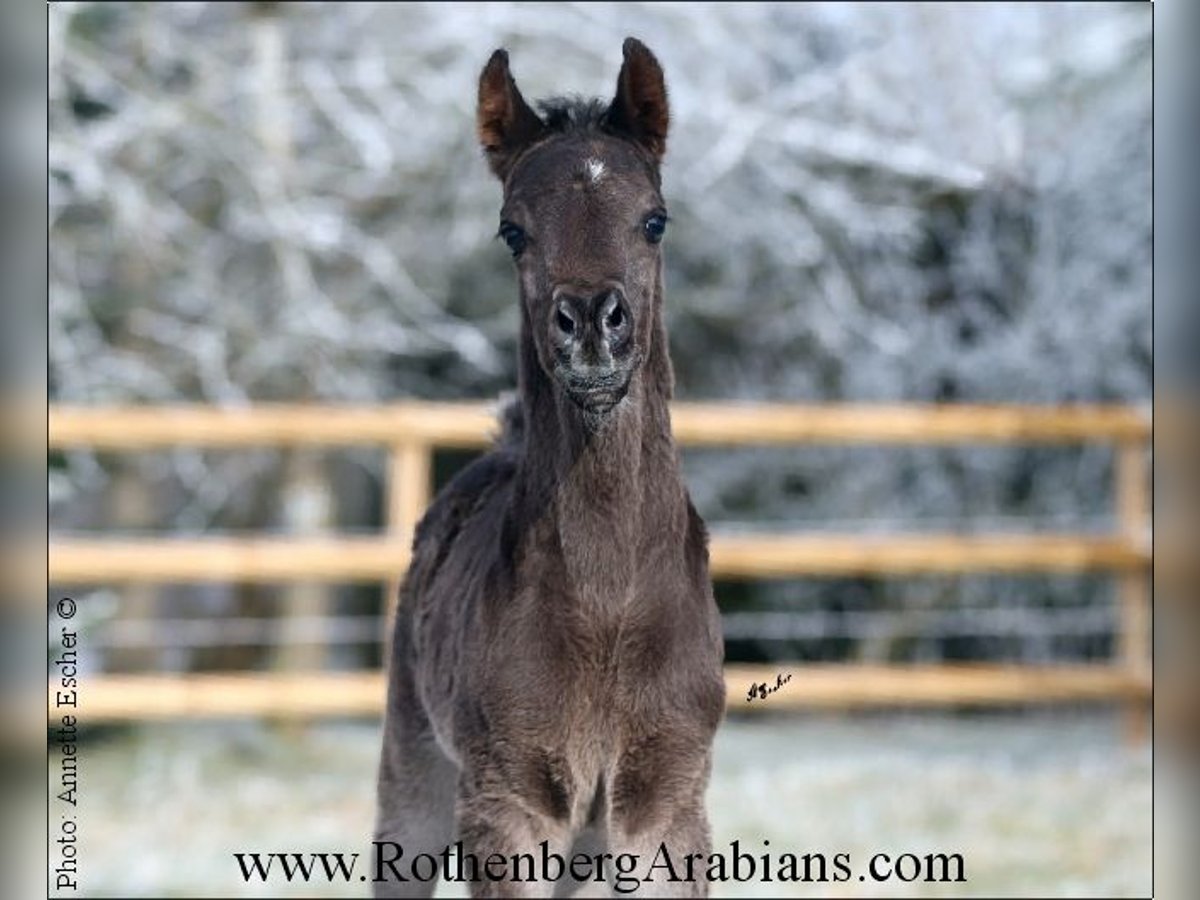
left=534, top=96, right=610, bottom=135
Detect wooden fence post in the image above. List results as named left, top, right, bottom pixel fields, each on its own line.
left=382, top=442, right=431, bottom=650
left=272, top=450, right=335, bottom=674
left=1116, top=440, right=1150, bottom=744
left=107, top=469, right=160, bottom=673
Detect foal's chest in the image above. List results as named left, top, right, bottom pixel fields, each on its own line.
left=514, top=581, right=678, bottom=715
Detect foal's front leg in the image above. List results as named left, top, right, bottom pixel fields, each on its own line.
left=373, top=650, right=458, bottom=899
left=607, top=745, right=716, bottom=898
left=455, top=755, right=576, bottom=899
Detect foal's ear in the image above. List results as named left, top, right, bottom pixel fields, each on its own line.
left=477, top=49, right=546, bottom=180
left=606, top=37, right=670, bottom=162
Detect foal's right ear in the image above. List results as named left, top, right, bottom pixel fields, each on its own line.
left=477, top=49, right=546, bottom=180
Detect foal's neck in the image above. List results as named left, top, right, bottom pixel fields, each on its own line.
left=516, top=297, right=686, bottom=598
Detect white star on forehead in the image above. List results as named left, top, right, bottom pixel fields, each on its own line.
left=583, top=157, right=605, bottom=184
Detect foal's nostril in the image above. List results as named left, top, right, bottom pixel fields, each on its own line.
left=597, top=291, right=628, bottom=338
left=555, top=305, right=576, bottom=337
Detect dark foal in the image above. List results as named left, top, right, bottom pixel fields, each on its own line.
left=374, top=38, right=725, bottom=898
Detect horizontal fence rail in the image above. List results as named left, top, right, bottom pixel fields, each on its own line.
left=49, top=533, right=1148, bottom=584
left=50, top=402, right=1150, bottom=448
left=47, top=402, right=1151, bottom=729
left=71, top=666, right=1151, bottom=722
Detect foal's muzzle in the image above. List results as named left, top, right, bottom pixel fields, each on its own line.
left=551, top=283, right=633, bottom=414
left=561, top=368, right=630, bottom=414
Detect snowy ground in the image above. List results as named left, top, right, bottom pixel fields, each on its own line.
left=71, top=711, right=1150, bottom=898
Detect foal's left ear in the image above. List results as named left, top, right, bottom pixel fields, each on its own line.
left=606, top=37, right=670, bottom=162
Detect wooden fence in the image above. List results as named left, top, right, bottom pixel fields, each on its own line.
left=47, top=402, right=1152, bottom=734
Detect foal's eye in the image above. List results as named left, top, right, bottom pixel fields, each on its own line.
left=497, top=221, right=527, bottom=258
left=643, top=213, right=668, bottom=244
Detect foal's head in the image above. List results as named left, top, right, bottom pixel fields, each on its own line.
left=477, top=38, right=671, bottom=416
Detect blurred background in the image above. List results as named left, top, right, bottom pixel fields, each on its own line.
left=47, top=2, right=1152, bottom=896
